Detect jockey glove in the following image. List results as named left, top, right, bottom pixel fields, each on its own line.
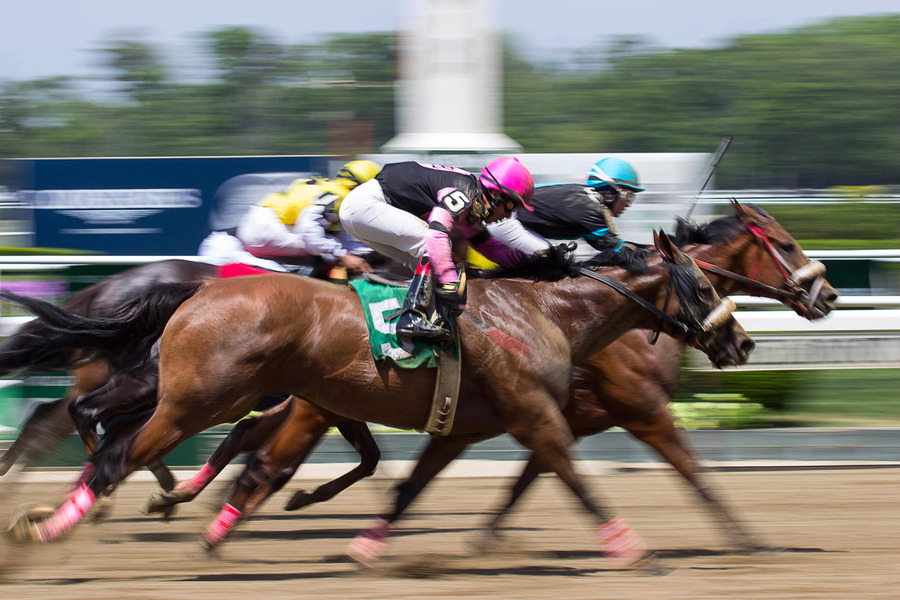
left=436, top=275, right=467, bottom=314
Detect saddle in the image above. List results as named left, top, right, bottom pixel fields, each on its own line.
left=351, top=272, right=462, bottom=436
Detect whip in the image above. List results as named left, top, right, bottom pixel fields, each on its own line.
left=685, top=136, right=733, bottom=220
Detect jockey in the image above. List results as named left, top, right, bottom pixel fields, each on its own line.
left=234, top=160, right=381, bottom=275
left=482, top=157, right=644, bottom=261
left=338, top=157, right=536, bottom=340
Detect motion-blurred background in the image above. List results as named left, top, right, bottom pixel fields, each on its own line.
left=0, top=1, right=898, bottom=464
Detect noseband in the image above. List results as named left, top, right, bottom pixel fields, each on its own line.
left=693, top=220, right=827, bottom=318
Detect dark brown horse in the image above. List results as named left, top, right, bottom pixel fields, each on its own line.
left=8, top=231, right=749, bottom=570
left=0, top=259, right=217, bottom=486
left=178, top=200, right=835, bottom=554
left=470, top=200, right=838, bottom=549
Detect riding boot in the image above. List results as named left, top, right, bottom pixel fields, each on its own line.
left=396, top=257, right=452, bottom=341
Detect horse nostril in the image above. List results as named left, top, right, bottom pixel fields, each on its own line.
left=741, top=339, right=756, bottom=357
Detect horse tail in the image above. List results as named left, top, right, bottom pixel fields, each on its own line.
left=0, top=318, right=81, bottom=376
left=0, top=281, right=205, bottom=374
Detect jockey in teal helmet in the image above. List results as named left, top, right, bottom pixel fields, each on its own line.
left=585, top=157, right=644, bottom=218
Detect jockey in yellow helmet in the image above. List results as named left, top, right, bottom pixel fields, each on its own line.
left=236, top=160, right=381, bottom=275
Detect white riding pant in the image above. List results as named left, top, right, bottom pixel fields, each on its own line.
left=237, top=205, right=308, bottom=259
left=338, top=179, right=428, bottom=271
left=197, top=231, right=287, bottom=271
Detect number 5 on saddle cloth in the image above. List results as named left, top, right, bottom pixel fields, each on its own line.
left=349, top=276, right=461, bottom=436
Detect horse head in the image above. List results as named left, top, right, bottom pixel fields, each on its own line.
left=729, top=199, right=838, bottom=319
left=655, top=230, right=755, bottom=368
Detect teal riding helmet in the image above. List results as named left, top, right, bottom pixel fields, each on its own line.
left=586, top=158, right=644, bottom=192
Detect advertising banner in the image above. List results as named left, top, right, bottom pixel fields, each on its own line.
left=10, top=156, right=328, bottom=255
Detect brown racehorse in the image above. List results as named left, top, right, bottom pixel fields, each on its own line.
left=179, top=200, right=835, bottom=554
left=0, top=259, right=381, bottom=513
left=8, top=231, right=750, bottom=570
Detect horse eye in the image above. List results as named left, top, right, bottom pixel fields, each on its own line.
left=780, top=241, right=796, bottom=254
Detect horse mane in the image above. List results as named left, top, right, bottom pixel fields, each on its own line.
left=581, top=243, right=652, bottom=274
left=672, top=204, right=769, bottom=246
left=474, top=242, right=651, bottom=282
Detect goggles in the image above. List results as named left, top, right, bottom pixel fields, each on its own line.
left=587, top=163, right=638, bottom=207
left=596, top=185, right=636, bottom=207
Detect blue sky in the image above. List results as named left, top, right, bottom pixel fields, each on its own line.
left=1, top=0, right=897, bottom=82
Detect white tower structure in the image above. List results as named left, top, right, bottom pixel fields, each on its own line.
left=382, top=0, right=521, bottom=153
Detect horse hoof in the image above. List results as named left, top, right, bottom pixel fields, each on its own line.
left=201, top=531, right=226, bottom=554
left=88, top=496, right=114, bottom=523
left=142, top=490, right=187, bottom=515
left=284, top=490, right=313, bottom=511
left=634, top=556, right=673, bottom=576
left=6, top=505, right=55, bottom=543
left=346, top=534, right=388, bottom=567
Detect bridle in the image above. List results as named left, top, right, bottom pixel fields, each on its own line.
left=691, top=218, right=827, bottom=319
left=578, top=254, right=735, bottom=349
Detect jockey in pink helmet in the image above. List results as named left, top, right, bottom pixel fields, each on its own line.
left=339, top=157, right=535, bottom=340
left=479, top=156, right=535, bottom=213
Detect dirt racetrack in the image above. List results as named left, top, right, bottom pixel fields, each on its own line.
left=0, top=468, right=897, bottom=599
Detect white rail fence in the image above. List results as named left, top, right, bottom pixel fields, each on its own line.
left=0, top=253, right=898, bottom=369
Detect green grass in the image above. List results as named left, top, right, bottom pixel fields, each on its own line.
left=677, top=368, right=900, bottom=429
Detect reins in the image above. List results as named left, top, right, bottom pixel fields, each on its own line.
left=689, top=216, right=827, bottom=316
left=577, top=266, right=691, bottom=337
left=691, top=259, right=793, bottom=301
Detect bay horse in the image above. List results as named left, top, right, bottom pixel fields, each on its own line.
left=176, top=200, right=834, bottom=556
left=0, top=259, right=380, bottom=514
left=8, top=231, right=750, bottom=570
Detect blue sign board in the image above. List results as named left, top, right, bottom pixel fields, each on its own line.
left=9, top=156, right=329, bottom=255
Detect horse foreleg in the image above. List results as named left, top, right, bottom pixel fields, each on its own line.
left=477, top=456, right=545, bottom=547
left=480, top=399, right=618, bottom=540
left=145, top=401, right=292, bottom=516
left=625, top=410, right=768, bottom=552
left=13, top=405, right=184, bottom=543
left=0, top=397, right=74, bottom=475
left=285, top=419, right=380, bottom=510
left=202, top=399, right=334, bottom=550
left=347, top=434, right=477, bottom=566
left=508, top=405, right=660, bottom=571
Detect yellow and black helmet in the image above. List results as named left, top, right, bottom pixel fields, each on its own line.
left=334, top=160, right=381, bottom=189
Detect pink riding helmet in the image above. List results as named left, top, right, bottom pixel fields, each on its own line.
left=479, top=157, right=535, bottom=212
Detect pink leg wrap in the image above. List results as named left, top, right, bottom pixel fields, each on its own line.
left=346, top=517, right=393, bottom=566
left=204, top=503, right=241, bottom=548
left=35, top=483, right=95, bottom=542
left=598, top=517, right=648, bottom=568
left=178, top=462, right=217, bottom=495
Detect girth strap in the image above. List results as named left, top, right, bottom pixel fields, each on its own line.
left=422, top=325, right=462, bottom=436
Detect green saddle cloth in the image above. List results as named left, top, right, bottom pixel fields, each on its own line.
left=349, top=279, right=456, bottom=369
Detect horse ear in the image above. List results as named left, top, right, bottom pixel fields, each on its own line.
left=656, top=231, right=674, bottom=259
left=657, top=230, right=690, bottom=265
left=732, top=197, right=765, bottom=227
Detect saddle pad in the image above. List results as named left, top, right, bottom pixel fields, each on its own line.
left=217, top=262, right=275, bottom=278
left=349, top=279, right=456, bottom=369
